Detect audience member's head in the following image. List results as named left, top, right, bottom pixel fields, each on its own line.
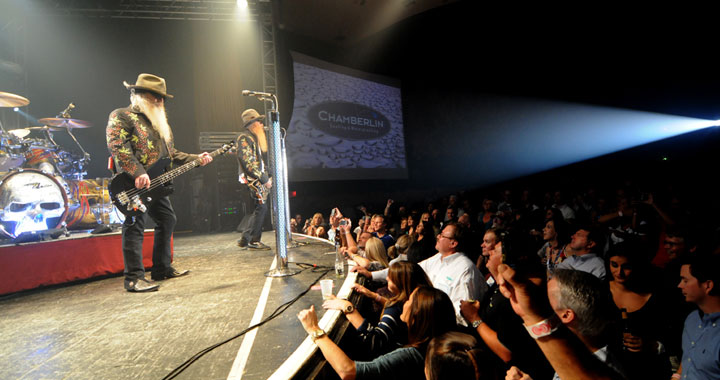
left=481, top=228, right=499, bottom=257
left=357, top=231, right=372, bottom=249
left=388, top=234, right=413, bottom=259
left=680, top=254, right=720, bottom=307
left=436, top=222, right=464, bottom=255
left=425, top=331, right=501, bottom=380
left=402, top=286, right=457, bottom=349
left=311, top=212, right=324, bottom=226
left=365, top=237, right=390, bottom=267
left=458, top=213, right=471, bottom=228
left=482, top=198, right=495, bottom=213
left=386, top=261, right=432, bottom=308
left=543, top=213, right=570, bottom=246
left=549, top=269, right=613, bottom=344
left=371, top=214, right=387, bottom=233
left=607, top=240, right=652, bottom=290
left=445, top=206, right=458, bottom=222
left=665, top=225, right=689, bottom=260
left=569, top=224, right=605, bottom=255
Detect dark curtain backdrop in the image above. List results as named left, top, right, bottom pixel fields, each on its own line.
left=2, top=9, right=263, bottom=230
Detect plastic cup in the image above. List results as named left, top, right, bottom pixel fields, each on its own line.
left=320, top=279, right=333, bottom=299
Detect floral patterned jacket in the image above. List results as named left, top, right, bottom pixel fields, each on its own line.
left=106, top=105, right=197, bottom=178
left=236, top=131, right=268, bottom=184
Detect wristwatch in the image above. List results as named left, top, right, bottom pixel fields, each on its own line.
left=343, top=304, right=355, bottom=314
left=309, top=329, right=326, bottom=342
left=471, top=319, right=483, bottom=329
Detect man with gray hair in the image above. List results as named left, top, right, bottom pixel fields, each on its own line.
left=107, top=73, right=213, bottom=292
left=506, top=269, right=624, bottom=380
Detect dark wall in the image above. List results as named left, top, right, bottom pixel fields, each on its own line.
left=274, top=0, right=720, bottom=219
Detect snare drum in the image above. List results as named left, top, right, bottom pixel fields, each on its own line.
left=0, top=169, right=68, bottom=237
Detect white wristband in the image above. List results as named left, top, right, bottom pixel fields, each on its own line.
left=524, top=315, right=560, bottom=339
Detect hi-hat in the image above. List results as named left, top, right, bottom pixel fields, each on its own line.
left=38, top=117, right=92, bottom=129
left=0, top=91, right=30, bottom=107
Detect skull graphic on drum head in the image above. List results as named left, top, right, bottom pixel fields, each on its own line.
left=0, top=170, right=68, bottom=236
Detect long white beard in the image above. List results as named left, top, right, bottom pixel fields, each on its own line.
left=255, top=127, right=268, bottom=153
left=131, top=93, right=173, bottom=144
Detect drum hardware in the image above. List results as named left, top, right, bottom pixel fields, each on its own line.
left=0, top=92, right=30, bottom=170
left=38, top=109, right=93, bottom=180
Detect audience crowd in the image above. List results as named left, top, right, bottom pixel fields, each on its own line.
left=295, top=181, right=720, bottom=379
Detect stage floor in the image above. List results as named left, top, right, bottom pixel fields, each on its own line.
left=0, top=231, right=341, bottom=380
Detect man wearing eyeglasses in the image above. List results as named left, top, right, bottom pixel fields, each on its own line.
left=418, top=221, right=487, bottom=326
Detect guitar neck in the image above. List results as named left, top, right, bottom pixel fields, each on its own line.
left=151, top=146, right=226, bottom=186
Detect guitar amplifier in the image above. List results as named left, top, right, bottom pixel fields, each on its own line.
left=199, top=132, right=240, bottom=151
left=198, top=132, right=244, bottom=231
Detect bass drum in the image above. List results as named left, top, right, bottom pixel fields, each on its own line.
left=0, top=169, right=68, bottom=237
left=65, top=177, right=125, bottom=230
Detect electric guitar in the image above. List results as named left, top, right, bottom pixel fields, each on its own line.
left=246, top=177, right=269, bottom=204
left=109, top=142, right=234, bottom=217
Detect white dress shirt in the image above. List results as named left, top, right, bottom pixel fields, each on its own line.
left=419, top=251, right=487, bottom=326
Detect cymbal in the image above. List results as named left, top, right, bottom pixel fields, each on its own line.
left=0, top=91, right=30, bottom=107
left=38, top=117, right=92, bottom=129
left=8, top=129, right=31, bottom=138
left=23, top=126, right=63, bottom=132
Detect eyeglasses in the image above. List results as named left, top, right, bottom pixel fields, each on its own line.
left=438, top=234, right=455, bottom=240
left=664, top=240, right=683, bottom=246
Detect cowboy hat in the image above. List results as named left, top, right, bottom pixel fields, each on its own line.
left=242, top=109, right=265, bottom=128
left=123, top=73, right=174, bottom=98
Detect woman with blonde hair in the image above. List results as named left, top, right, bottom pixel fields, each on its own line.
left=388, top=234, right=413, bottom=260
left=304, top=212, right=327, bottom=239
left=352, top=237, right=389, bottom=270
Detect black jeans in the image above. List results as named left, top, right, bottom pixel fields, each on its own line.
left=239, top=186, right=267, bottom=243
left=122, top=196, right=176, bottom=281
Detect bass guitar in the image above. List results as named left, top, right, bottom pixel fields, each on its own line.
left=109, top=142, right=234, bottom=217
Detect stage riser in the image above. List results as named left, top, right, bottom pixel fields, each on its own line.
left=0, top=231, right=171, bottom=295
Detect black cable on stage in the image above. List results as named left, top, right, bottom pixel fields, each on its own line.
left=161, top=265, right=332, bottom=380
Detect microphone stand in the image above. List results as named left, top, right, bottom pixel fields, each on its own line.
left=260, top=94, right=300, bottom=277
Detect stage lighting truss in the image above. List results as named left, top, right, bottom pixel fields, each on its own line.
left=34, top=0, right=269, bottom=22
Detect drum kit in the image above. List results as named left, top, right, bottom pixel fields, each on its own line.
left=0, top=91, right=124, bottom=240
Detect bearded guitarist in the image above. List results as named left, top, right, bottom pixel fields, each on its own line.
left=236, top=108, right=272, bottom=251
left=106, top=73, right=213, bottom=292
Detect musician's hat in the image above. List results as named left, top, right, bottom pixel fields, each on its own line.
left=123, top=73, right=174, bottom=99
left=242, top=109, right=265, bottom=128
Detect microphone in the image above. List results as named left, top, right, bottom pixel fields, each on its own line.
left=59, top=102, right=75, bottom=118
left=242, top=90, right=273, bottom=98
